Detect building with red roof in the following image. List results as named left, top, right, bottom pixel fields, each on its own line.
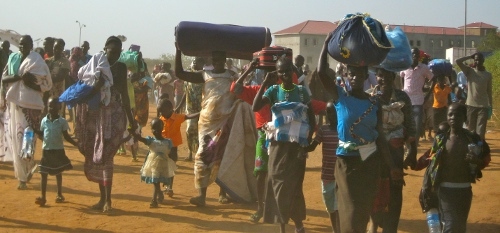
left=274, top=20, right=497, bottom=69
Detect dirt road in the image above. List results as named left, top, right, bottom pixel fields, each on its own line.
left=1, top=106, right=499, bottom=232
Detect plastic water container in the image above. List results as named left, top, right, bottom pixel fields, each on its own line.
left=20, top=126, right=35, bottom=160
left=468, top=142, right=483, bottom=178
left=426, top=208, right=441, bottom=233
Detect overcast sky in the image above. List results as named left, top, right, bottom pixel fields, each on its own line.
left=2, top=0, right=498, bottom=58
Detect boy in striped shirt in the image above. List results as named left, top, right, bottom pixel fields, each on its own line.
left=306, top=102, right=339, bottom=233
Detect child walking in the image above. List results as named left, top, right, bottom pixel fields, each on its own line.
left=421, top=103, right=490, bottom=231
left=35, top=98, right=77, bottom=206
left=426, top=75, right=452, bottom=138
left=157, top=98, right=199, bottom=197
left=132, top=118, right=176, bottom=208
left=306, top=102, right=340, bottom=233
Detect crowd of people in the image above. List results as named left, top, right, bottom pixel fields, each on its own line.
left=0, top=29, right=493, bottom=233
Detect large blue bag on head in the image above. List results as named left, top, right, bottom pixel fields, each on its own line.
left=379, top=27, right=412, bottom=72
left=428, top=59, right=453, bottom=77
left=328, top=13, right=393, bottom=66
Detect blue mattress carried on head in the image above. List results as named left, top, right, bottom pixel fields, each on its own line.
left=175, top=21, right=272, bottom=60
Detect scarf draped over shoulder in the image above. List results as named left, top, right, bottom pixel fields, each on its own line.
left=5, top=51, right=52, bottom=110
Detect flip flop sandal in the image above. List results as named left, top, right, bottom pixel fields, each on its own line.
left=218, top=195, right=230, bottom=204
left=249, top=212, right=262, bottom=223
left=35, top=197, right=46, bottom=206
left=102, top=202, right=112, bottom=213
left=55, top=195, right=65, bottom=203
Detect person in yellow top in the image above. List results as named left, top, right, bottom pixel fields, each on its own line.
left=157, top=98, right=199, bottom=197
left=426, top=75, right=452, bottom=137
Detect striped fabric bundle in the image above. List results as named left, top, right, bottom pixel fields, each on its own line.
left=265, top=101, right=310, bottom=147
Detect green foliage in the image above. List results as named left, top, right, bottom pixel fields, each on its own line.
left=484, top=50, right=500, bottom=110
left=478, top=32, right=500, bottom=52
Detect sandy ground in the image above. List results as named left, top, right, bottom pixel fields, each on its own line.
left=1, top=105, right=499, bottom=233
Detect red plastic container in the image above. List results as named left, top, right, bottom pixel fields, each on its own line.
left=253, top=46, right=293, bottom=69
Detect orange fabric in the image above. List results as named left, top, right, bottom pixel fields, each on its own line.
left=432, top=84, right=451, bottom=108
left=160, top=113, right=186, bottom=147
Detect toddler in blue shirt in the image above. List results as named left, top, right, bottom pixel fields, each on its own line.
left=35, top=98, right=77, bottom=206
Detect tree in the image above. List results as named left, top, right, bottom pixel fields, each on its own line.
left=478, top=31, right=500, bottom=52
left=484, top=50, right=500, bottom=109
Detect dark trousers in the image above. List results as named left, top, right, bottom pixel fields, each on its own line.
left=433, top=107, right=448, bottom=132
left=438, top=186, right=472, bottom=233
left=335, top=152, right=379, bottom=233
left=467, top=105, right=488, bottom=139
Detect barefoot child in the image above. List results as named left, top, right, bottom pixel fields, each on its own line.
left=132, top=118, right=176, bottom=208
left=421, top=103, right=490, bottom=231
left=305, top=102, right=340, bottom=233
left=157, top=98, right=199, bottom=197
left=35, top=98, right=77, bottom=206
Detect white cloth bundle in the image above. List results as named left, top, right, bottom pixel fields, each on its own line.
left=77, top=52, right=113, bottom=106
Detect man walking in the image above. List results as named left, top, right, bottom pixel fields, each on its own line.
left=456, top=53, right=492, bottom=140
left=400, top=48, right=433, bottom=144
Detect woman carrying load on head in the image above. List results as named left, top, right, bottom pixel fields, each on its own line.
left=318, top=33, right=404, bottom=233
left=175, top=46, right=257, bottom=207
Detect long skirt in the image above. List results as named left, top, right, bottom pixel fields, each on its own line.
left=75, top=89, right=126, bottom=186
left=134, top=91, right=149, bottom=127
left=3, top=103, right=41, bottom=182
left=263, top=141, right=306, bottom=224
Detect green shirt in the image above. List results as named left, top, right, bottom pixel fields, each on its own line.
left=40, top=115, right=69, bottom=150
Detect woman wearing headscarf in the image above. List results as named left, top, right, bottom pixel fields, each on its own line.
left=1, top=35, right=52, bottom=189
left=74, top=36, right=136, bottom=212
